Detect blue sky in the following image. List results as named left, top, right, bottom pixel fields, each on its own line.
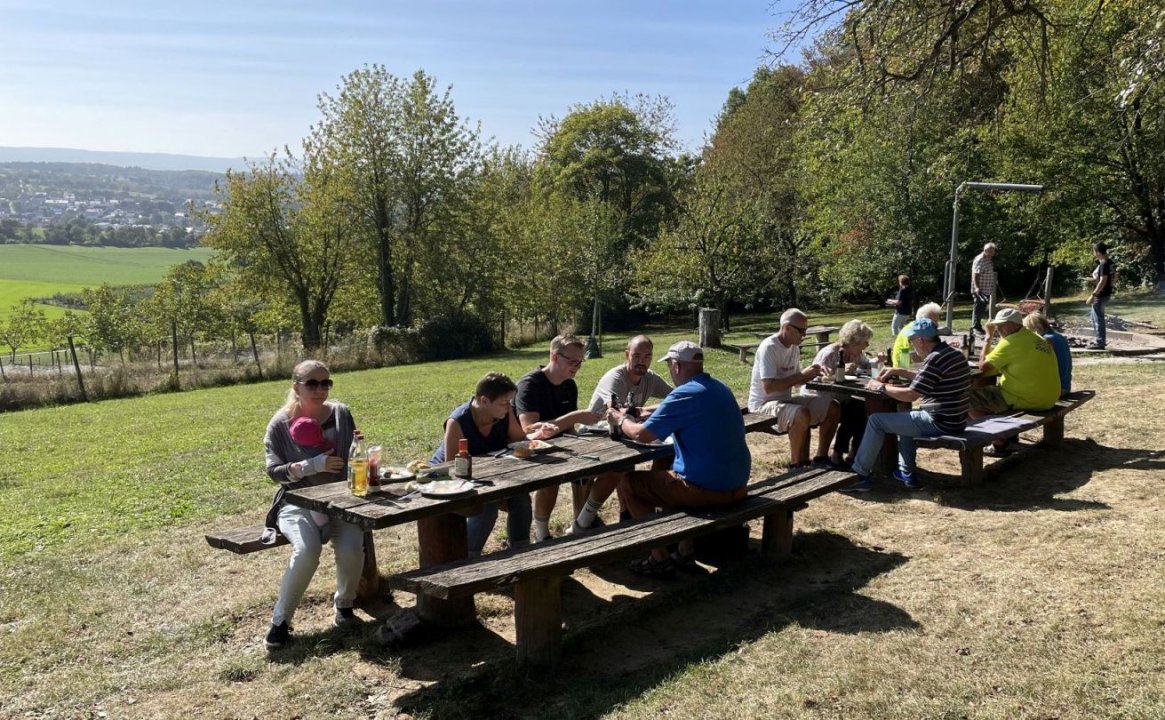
left=0, top=1, right=800, bottom=159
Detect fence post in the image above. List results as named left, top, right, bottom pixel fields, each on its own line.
left=67, top=335, right=87, bottom=402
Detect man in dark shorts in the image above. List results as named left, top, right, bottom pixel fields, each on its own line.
left=604, top=341, right=751, bottom=577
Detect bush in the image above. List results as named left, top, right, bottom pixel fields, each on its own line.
left=367, top=325, right=424, bottom=366
left=416, top=311, right=497, bottom=361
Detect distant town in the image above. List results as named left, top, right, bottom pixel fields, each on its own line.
left=0, top=160, right=225, bottom=247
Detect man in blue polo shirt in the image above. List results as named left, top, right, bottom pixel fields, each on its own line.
left=603, top=340, right=751, bottom=577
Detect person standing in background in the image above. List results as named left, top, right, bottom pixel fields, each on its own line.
left=1087, top=242, right=1114, bottom=350
left=887, top=275, right=914, bottom=336
left=971, top=243, right=999, bottom=335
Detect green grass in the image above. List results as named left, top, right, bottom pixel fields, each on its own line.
left=0, top=244, right=216, bottom=321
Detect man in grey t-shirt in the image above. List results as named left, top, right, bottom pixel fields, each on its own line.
left=587, top=335, right=673, bottom=414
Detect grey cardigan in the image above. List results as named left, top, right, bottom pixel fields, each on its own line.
left=263, top=401, right=356, bottom=489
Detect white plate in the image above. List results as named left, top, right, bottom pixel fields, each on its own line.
left=419, top=479, right=477, bottom=498
left=510, top=439, right=557, bottom=453
left=573, top=422, right=608, bottom=435
left=378, top=466, right=416, bottom=483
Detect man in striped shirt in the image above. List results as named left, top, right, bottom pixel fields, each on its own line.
left=843, top=318, right=971, bottom=492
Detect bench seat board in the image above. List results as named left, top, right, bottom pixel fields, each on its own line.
left=392, top=468, right=854, bottom=600
left=914, top=390, right=1094, bottom=451
left=205, top=524, right=288, bottom=554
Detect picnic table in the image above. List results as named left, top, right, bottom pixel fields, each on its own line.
left=805, top=364, right=985, bottom=475
left=283, top=411, right=780, bottom=626
left=805, top=376, right=909, bottom=475
left=731, top=325, right=840, bottom=364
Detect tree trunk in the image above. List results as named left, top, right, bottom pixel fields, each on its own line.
left=376, top=208, right=395, bottom=328
left=698, top=308, right=722, bottom=348
left=248, top=330, right=263, bottom=379
left=171, top=320, right=180, bottom=382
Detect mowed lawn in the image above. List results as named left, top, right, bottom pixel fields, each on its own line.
left=1, top=300, right=1164, bottom=719
left=0, top=244, right=216, bottom=322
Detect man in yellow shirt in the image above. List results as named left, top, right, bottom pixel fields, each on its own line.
left=971, top=308, right=1061, bottom=454
left=891, top=303, right=942, bottom=368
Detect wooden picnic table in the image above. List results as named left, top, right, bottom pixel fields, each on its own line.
left=731, top=326, right=841, bottom=364
left=754, top=325, right=839, bottom=347
left=806, top=364, right=984, bottom=475
left=805, top=377, right=909, bottom=475
left=283, top=411, right=779, bottom=626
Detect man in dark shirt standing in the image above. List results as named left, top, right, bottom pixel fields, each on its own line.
left=515, top=334, right=603, bottom=541
left=887, top=274, right=915, bottom=336
left=1088, top=242, right=1115, bottom=350
left=842, top=318, right=971, bottom=492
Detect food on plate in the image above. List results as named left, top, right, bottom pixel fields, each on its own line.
left=406, top=459, right=430, bottom=474
left=511, top=441, right=533, bottom=458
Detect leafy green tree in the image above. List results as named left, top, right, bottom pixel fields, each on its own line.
left=314, top=65, right=484, bottom=327
left=0, top=299, right=46, bottom=361
left=535, top=94, right=680, bottom=337
left=79, top=285, right=141, bottom=363
left=203, top=147, right=362, bottom=351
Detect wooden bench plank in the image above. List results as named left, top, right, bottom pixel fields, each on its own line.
left=392, top=468, right=854, bottom=600
left=205, top=524, right=288, bottom=554
left=913, top=390, right=1095, bottom=485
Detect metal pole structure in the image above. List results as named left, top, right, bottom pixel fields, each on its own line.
left=944, top=181, right=1045, bottom=331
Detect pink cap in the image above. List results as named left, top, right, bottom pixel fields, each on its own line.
left=289, top=416, right=334, bottom=452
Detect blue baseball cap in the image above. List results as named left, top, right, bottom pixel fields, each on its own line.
left=904, top=318, right=939, bottom=339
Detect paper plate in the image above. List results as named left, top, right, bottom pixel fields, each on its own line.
left=419, top=479, right=477, bottom=498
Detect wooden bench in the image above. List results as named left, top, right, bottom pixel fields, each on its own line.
left=391, top=467, right=855, bottom=666
left=913, top=390, right=1095, bottom=485
left=206, top=524, right=288, bottom=554
left=206, top=518, right=382, bottom=599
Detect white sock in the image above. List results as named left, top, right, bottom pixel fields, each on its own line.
left=575, top=498, right=603, bottom=528
left=534, top=516, right=551, bottom=542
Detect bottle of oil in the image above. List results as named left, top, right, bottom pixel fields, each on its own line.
left=348, top=432, right=369, bottom=497
left=607, top=393, right=623, bottom=439
left=453, top=438, right=472, bottom=478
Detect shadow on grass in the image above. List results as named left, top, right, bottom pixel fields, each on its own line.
left=373, top=530, right=911, bottom=720
left=850, top=438, right=1163, bottom=513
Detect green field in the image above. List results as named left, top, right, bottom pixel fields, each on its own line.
left=0, top=244, right=216, bottom=321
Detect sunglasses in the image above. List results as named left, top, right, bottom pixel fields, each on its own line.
left=790, top=325, right=809, bottom=335
left=299, top=378, right=334, bottom=390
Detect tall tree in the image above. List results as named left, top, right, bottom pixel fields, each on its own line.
left=203, top=147, right=360, bottom=351
left=535, top=94, right=680, bottom=335
left=314, top=66, right=484, bottom=327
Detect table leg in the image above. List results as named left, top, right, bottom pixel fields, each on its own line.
left=865, top=395, right=903, bottom=476
left=415, top=513, right=476, bottom=627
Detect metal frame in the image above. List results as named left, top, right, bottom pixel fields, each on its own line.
left=943, top=182, right=1045, bottom=331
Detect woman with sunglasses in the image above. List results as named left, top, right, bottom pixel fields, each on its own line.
left=261, top=360, right=365, bottom=650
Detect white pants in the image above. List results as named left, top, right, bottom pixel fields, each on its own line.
left=272, top=503, right=364, bottom=626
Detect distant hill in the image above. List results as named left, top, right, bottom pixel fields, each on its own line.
left=0, top=146, right=247, bottom=173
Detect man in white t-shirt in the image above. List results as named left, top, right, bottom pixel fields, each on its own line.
left=587, top=335, right=673, bottom=414
left=748, top=308, right=840, bottom=468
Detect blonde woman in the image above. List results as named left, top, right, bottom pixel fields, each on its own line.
left=262, top=360, right=364, bottom=650
left=803, top=319, right=875, bottom=467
